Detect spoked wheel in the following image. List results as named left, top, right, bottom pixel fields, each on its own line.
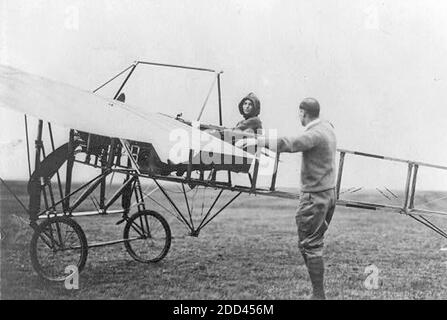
left=30, top=216, right=88, bottom=281
left=123, top=210, right=171, bottom=263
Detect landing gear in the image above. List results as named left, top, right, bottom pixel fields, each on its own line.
left=30, top=216, right=88, bottom=282
left=123, top=210, right=171, bottom=263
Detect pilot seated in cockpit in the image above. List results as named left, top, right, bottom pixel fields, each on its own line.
left=233, top=92, right=263, bottom=134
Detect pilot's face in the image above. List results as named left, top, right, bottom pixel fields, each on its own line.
left=242, top=99, right=254, bottom=115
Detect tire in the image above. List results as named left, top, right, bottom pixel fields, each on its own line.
left=30, top=216, right=88, bottom=282
left=123, top=210, right=171, bottom=263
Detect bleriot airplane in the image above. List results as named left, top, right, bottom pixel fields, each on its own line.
left=0, top=61, right=446, bottom=282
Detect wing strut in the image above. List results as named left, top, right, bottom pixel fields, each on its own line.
left=196, top=73, right=218, bottom=122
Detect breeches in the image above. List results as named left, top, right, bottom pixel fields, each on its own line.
left=296, top=188, right=336, bottom=258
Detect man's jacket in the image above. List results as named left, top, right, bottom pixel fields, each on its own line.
left=277, top=120, right=337, bottom=192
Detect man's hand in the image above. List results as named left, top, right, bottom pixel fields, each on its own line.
left=235, top=138, right=258, bottom=149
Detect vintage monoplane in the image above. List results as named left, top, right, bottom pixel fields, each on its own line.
left=0, top=61, right=446, bottom=281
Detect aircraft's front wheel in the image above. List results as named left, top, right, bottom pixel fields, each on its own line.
left=123, top=210, right=171, bottom=263
left=30, top=216, right=88, bottom=281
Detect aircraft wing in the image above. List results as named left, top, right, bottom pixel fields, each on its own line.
left=0, top=65, right=255, bottom=164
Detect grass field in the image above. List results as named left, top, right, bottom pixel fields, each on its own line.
left=1, top=181, right=446, bottom=300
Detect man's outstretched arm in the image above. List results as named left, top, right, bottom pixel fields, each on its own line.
left=237, top=131, right=320, bottom=153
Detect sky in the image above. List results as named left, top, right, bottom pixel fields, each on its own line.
left=1, top=0, right=447, bottom=191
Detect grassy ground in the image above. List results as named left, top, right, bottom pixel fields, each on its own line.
left=1, top=181, right=446, bottom=300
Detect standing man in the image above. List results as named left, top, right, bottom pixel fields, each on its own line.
left=238, top=97, right=337, bottom=299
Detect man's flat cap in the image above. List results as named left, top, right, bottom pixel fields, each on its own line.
left=299, top=97, right=320, bottom=117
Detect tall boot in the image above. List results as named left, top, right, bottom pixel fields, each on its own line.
left=306, top=256, right=326, bottom=300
